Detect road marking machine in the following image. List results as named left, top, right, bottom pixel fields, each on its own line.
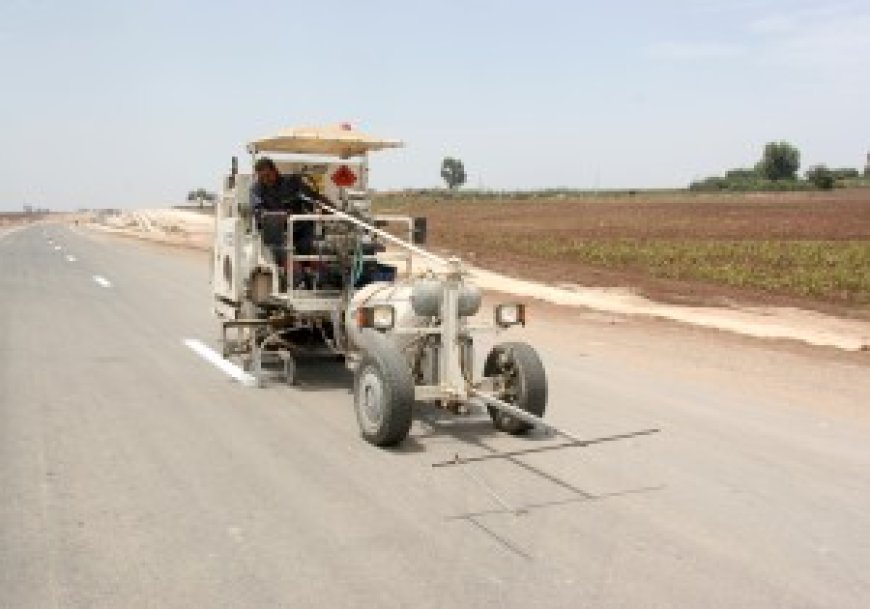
left=213, top=124, right=659, bottom=456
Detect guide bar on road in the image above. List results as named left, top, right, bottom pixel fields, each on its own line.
left=432, top=428, right=661, bottom=468
left=432, top=389, right=660, bottom=468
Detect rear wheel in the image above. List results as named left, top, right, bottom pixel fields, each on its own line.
left=484, top=342, right=547, bottom=435
left=354, top=331, right=414, bottom=447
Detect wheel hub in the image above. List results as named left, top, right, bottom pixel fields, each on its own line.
left=359, top=369, right=385, bottom=430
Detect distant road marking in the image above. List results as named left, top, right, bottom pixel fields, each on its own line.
left=183, top=338, right=256, bottom=386
left=0, top=225, right=30, bottom=242
left=93, top=275, right=112, bottom=288
left=66, top=255, right=77, bottom=262
left=54, top=245, right=61, bottom=251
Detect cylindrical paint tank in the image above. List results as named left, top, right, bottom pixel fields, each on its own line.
left=410, top=279, right=442, bottom=317
left=411, top=280, right=481, bottom=318
left=346, top=278, right=483, bottom=351
left=458, top=284, right=482, bottom=317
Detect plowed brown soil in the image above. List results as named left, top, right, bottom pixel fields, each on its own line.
left=376, top=189, right=870, bottom=316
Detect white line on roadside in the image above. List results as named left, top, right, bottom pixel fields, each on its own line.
left=65, top=255, right=77, bottom=262
left=93, top=275, right=112, bottom=288
left=54, top=245, right=61, bottom=251
left=183, top=338, right=256, bottom=386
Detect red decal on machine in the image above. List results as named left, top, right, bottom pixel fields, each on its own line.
left=331, top=165, right=357, bottom=188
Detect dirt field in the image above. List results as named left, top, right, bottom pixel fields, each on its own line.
left=0, top=212, right=40, bottom=228
left=375, top=189, right=870, bottom=317
left=93, top=208, right=214, bottom=250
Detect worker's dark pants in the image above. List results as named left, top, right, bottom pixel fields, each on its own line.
left=272, top=222, right=316, bottom=290
left=268, top=221, right=314, bottom=268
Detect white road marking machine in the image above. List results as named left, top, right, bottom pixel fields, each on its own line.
left=212, top=124, right=658, bottom=450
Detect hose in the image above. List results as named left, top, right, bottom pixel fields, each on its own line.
left=350, top=240, right=365, bottom=288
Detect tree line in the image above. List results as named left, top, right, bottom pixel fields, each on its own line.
left=186, top=188, right=217, bottom=207
left=691, top=142, right=867, bottom=192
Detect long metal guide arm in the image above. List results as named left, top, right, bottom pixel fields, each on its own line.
left=432, top=427, right=661, bottom=468
left=428, top=389, right=661, bottom=468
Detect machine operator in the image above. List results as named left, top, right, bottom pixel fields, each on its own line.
left=250, top=156, right=331, bottom=258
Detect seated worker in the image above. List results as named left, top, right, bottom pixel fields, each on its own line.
left=250, top=157, right=331, bottom=260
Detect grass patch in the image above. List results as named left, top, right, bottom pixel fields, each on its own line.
left=475, top=237, right=870, bottom=305
left=374, top=191, right=870, bottom=309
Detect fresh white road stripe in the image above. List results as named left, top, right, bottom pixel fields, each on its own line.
left=183, top=339, right=256, bottom=386
left=66, top=255, right=77, bottom=262
left=93, top=275, right=112, bottom=288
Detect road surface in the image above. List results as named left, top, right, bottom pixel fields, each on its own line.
left=1, top=223, right=869, bottom=608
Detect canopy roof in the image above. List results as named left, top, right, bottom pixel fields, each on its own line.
left=248, top=124, right=403, bottom=157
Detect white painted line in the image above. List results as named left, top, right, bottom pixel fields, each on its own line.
left=183, top=338, right=256, bottom=386
left=65, top=255, right=77, bottom=262
left=0, top=225, right=29, bottom=242
left=54, top=245, right=61, bottom=251
left=93, top=275, right=112, bottom=288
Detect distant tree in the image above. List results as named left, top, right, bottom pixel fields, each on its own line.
left=187, top=188, right=216, bottom=207
left=805, top=165, right=835, bottom=190
left=756, top=141, right=800, bottom=181
left=830, top=168, right=860, bottom=180
left=440, top=157, right=467, bottom=190
left=689, top=176, right=729, bottom=191
left=724, top=168, right=757, bottom=180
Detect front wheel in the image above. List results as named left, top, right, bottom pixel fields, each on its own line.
left=484, top=342, right=547, bottom=435
left=353, top=331, right=414, bottom=447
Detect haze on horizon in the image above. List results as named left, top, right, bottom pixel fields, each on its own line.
left=0, top=0, right=867, bottom=211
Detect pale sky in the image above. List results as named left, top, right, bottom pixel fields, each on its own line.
left=0, top=0, right=868, bottom=210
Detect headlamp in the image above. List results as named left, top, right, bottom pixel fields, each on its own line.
left=357, top=305, right=395, bottom=330
left=495, top=303, right=526, bottom=328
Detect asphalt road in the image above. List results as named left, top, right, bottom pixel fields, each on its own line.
left=2, top=223, right=869, bottom=608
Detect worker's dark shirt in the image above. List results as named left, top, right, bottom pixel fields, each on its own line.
left=250, top=173, right=320, bottom=218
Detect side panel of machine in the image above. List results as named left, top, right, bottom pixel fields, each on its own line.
left=273, top=161, right=365, bottom=203
left=212, top=177, right=251, bottom=304
left=213, top=217, right=244, bottom=302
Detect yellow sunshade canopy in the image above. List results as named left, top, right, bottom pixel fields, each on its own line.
left=248, top=124, right=403, bottom=157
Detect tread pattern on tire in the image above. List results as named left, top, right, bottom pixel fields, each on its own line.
left=354, top=330, right=414, bottom=447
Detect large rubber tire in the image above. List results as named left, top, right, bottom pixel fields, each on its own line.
left=353, top=330, right=414, bottom=447
left=483, top=342, right=548, bottom=435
